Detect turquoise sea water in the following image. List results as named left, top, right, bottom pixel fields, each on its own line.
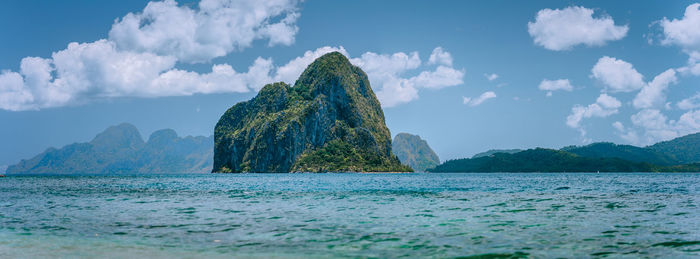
left=0, top=173, right=699, bottom=258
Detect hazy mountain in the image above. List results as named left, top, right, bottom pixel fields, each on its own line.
left=392, top=133, right=440, bottom=171
left=213, top=52, right=410, bottom=173
left=7, top=123, right=213, bottom=174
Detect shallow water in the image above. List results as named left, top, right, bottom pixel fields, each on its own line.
left=0, top=173, right=699, bottom=258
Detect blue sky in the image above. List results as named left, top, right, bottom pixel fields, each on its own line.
left=1, top=0, right=700, bottom=166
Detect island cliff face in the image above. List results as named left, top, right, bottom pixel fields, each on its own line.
left=213, top=52, right=411, bottom=173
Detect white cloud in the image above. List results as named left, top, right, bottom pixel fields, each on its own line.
left=591, top=56, right=645, bottom=92
left=632, top=69, right=677, bottom=109
left=0, top=0, right=463, bottom=111
left=109, top=0, right=300, bottom=63
left=348, top=47, right=464, bottom=107
left=678, top=92, right=700, bottom=110
left=659, top=3, right=700, bottom=52
left=566, top=93, right=621, bottom=140
left=615, top=109, right=700, bottom=146
left=528, top=6, right=628, bottom=51
left=629, top=109, right=679, bottom=145
left=538, top=79, right=574, bottom=96
left=657, top=4, right=700, bottom=76
left=0, top=43, right=463, bottom=110
left=463, top=91, right=496, bottom=107
left=678, top=51, right=700, bottom=76
left=612, top=121, right=640, bottom=144
left=484, top=73, right=499, bottom=81
left=428, top=47, right=453, bottom=66
left=0, top=0, right=301, bottom=111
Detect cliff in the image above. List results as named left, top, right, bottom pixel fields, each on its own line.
left=213, top=52, right=410, bottom=173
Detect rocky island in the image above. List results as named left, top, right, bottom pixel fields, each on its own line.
left=392, top=133, right=440, bottom=171
left=213, top=52, right=411, bottom=173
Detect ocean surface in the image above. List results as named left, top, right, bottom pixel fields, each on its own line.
left=0, top=173, right=699, bottom=258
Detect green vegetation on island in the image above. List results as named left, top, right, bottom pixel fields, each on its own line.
left=472, top=149, right=522, bottom=159
left=562, top=142, right=676, bottom=165
left=392, top=133, right=440, bottom=171
left=213, top=52, right=410, bottom=173
left=7, top=123, right=213, bottom=174
left=429, top=133, right=700, bottom=173
left=647, top=132, right=700, bottom=164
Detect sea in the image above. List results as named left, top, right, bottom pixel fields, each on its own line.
left=0, top=173, right=698, bottom=258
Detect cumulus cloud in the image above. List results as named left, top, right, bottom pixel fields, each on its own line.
left=613, top=108, right=700, bottom=146
left=0, top=0, right=300, bottom=111
left=528, top=6, right=628, bottom=51
left=538, top=79, right=574, bottom=96
left=0, top=44, right=463, bottom=110
left=612, top=121, right=640, bottom=144
left=349, top=47, right=464, bottom=107
left=678, top=92, right=700, bottom=110
left=566, top=93, right=621, bottom=140
left=632, top=69, right=677, bottom=109
left=109, top=0, right=300, bottom=63
left=678, top=51, right=700, bottom=76
left=657, top=4, right=700, bottom=76
left=484, top=73, right=499, bottom=81
left=0, top=0, right=464, bottom=111
left=428, top=47, right=453, bottom=66
left=590, top=56, right=677, bottom=109
left=591, top=56, right=645, bottom=92
left=463, top=91, right=496, bottom=107
left=659, top=3, right=700, bottom=52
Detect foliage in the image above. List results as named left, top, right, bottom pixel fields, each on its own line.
left=429, top=147, right=700, bottom=173
left=471, top=149, right=522, bottom=159
left=647, top=132, right=700, bottom=164
left=562, top=142, right=676, bottom=165
left=429, top=148, right=658, bottom=172
left=213, top=52, right=409, bottom=173
left=292, top=140, right=412, bottom=172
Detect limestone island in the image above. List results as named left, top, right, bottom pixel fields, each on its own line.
left=213, top=52, right=412, bottom=173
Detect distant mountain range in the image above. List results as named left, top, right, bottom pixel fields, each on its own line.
left=430, top=132, right=700, bottom=172
left=392, top=133, right=440, bottom=171
left=7, top=123, right=213, bottom=174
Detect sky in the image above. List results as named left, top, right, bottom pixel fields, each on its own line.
left=1, top=0, right=700, bottom=166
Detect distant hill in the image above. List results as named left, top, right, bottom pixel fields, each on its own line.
left=472, top=149, right=522, bottom=159
left=392, top=133, right=440, bottom=171
left=7, top=123, right=213, bottom=174
left=562, top=142, right=676, bottom=166
left=430, top=148, right=661, bottom=173
left=647, top=132, right=700, bottom=164
left=430, top=132, right=700, bottom=173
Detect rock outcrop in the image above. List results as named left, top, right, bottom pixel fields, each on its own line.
left=213, top=52, right=410, bottom=173
left=392, top=133, right=440, bottom=171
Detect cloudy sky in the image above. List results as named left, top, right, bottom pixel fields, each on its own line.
left=1, top=0, right=699, bottom=165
